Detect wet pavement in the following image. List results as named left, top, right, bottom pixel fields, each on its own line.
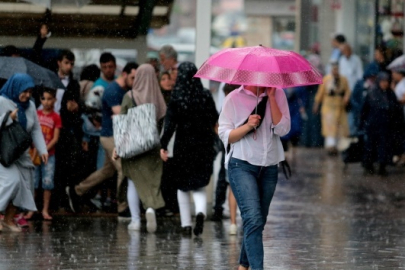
left=1, top=148, right=405, bottom=270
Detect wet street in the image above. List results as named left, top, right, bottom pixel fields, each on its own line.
left=1, top=148, right=405, bottom=270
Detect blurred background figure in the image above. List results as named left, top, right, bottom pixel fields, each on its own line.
left=360, top=72, right=403, bottom=176
left=79, top=64, right=100, bottom=101
left=313, top=62, right=350, bottom=155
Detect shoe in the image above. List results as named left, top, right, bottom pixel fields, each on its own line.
left=229, top=224, right=237, bottom=235
left=363, top=164, right=374, bottom=176
left=146, top=208, right=157, bottom=233
left=181, top=226, right=192, bottom=236
left=65, top=186, right=80, bottom=213
left=90, top=197, right=103, bottom=210
left=128, top=220, right=141, bottom=231
left=193, top=212, right=205, bottom=236
left=118, top=208, right=132, bottom=222
left=378, top=164, right=388, bottom=177
left=14, top=214, right=29, bottom=228
left=1, top=221, right=22, bottom=232
left=210, top=211, right=223, bottom=222
left=156, top=208, right=174, bottom=217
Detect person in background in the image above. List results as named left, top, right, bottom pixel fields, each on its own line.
left=313, top=62, right=350, bottom=155
left=392, top=68, right=405, bottom=166
left=360, top=72, right=403, bottom=176
left=338, top=43, right=363, bottom=136
left=25, top=87, right=61, bottom=220
left=79, top=64, right=100, bottom=101
left=159, top=71, right=179, bottom=216
left=160, top=71, right=173, bottom=104
left=66, top=62, right=138, bottom=217
left=211, top=84, right=240, bottom=235
left=52, top=50, right=80, bottom=114
left=146, top=51, right=161, bottom=78
left=115, top=64, right=167, bottom=232
left=0, top=74, right=48, bottom=232
left=159, top=45, right=178, bottom=73
left=218, top=84, right=290, bottom=270
left=160, top=62, right=218, bottom=237
left=55, top=82, right=84, bottom=210
left=325, top=34, right=346, bottom=74
left=350, top=63, right=379, bottom=136
left=93, top=52, right=117, bottom=90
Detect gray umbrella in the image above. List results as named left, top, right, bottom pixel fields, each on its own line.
left=0, top=57, right=65, bottom=89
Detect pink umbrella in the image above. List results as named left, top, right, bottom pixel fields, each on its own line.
left=194, top=45, right=322, bottom=88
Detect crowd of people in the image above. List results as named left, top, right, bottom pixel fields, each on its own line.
left=0, top=34, right=225, bottom=238
left=310, top=34, right=405, bottom=176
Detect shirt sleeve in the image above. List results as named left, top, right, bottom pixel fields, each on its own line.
left=272, top=88, right=291, bottom=137
left=105, top=85, right=124, bottom=107
left=54, top=113, right=62, bottom=129
left=31, top=107, right=48, bottom=156
left=218, top=95, right=236, bottom=151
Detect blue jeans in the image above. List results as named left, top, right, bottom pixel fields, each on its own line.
left=34, top=155, right=56, bottom=190
left=228, top=158, right=278, bottom=270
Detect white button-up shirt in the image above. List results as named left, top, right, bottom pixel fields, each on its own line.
left=339, top=54, right=363, bottom=90
left=218, top=86, right=291, bottom=169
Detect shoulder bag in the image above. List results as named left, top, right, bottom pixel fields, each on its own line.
left=0, top=111, right=33, bottom=167
left=113, top=92, right=160, bottom=158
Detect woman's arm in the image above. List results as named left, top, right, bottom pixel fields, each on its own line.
left=160, top=101, right=178, bottom=150
left=46, top=128, right=60, bottom=151
left=270, top=88, right=291, bottom=137
left=31, top=108, right=48, bottom=163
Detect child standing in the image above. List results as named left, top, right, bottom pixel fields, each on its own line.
left=25, top=87, right=61, bottom=220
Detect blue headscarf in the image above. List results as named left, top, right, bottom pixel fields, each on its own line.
left=0, top=73, right=35, bottom=129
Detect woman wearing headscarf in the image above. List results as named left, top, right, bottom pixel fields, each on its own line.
left=313, top=62, right=350, bottom=155
left=160, top=62, right=219, bottom=236
left=118, top=64, right=167, bottom=233
left=55, top=82, right=84, bottom=208
left=360, top=72, right=404, bottom=176
left=0, top=73, right=48, bottom=232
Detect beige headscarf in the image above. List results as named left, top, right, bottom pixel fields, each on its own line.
left=127, top=63, right=167, bottom=120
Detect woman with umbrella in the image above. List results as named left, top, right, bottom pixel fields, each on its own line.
left=219, top=86, right=290, bottom=270
left=196, top=45, right=320, bottom=270
left=0, top=74, right=48, bottom=232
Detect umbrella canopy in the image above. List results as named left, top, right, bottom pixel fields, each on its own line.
left=0, top=57, right=65, bottom=89
left=24, top=0, right=90, bottom=9
left=194, top=45, right=322, bottom=88
left=387, top=54, right=405, bottom=72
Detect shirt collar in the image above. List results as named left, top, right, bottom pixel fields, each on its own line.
left=239, top=86, right=267, bottom=98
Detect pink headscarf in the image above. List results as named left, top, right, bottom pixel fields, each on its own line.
left=127, top=64, right=167, bottom=120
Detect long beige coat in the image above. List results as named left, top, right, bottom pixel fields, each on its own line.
left=315, top=74, right=351, bottom=138
left=120, top=95, right=165, bottom=210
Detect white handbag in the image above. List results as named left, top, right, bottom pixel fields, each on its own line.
left=113, top=94, right=160, bottom=158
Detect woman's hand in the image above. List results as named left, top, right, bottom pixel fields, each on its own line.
left=112, top=148, right=119, bottom=161
left=246, top=114, right=261, bottom=129
left=41, top=153, right=49, bottom=165
left=266, top=87, right=276, bottom=97
left=10, top=109, right=18, bottom=120
left=160, top=149, right=169, bottom=162
left=67, top=100, right=79, bottom=112
left=82, top=141, right=89, bottom=152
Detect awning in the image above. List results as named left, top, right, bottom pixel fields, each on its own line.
left=0, top=0, right=174, bottom=38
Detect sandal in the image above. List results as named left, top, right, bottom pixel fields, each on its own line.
left=1, top=221, right=22, bottom=232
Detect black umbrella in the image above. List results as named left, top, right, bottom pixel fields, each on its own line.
left=0, top=56, right=65, bottom=89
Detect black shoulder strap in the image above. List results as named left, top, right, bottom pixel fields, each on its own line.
left=130, top=91, right=137, bottom=107
left=242, top=96, right=268, bottom=135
